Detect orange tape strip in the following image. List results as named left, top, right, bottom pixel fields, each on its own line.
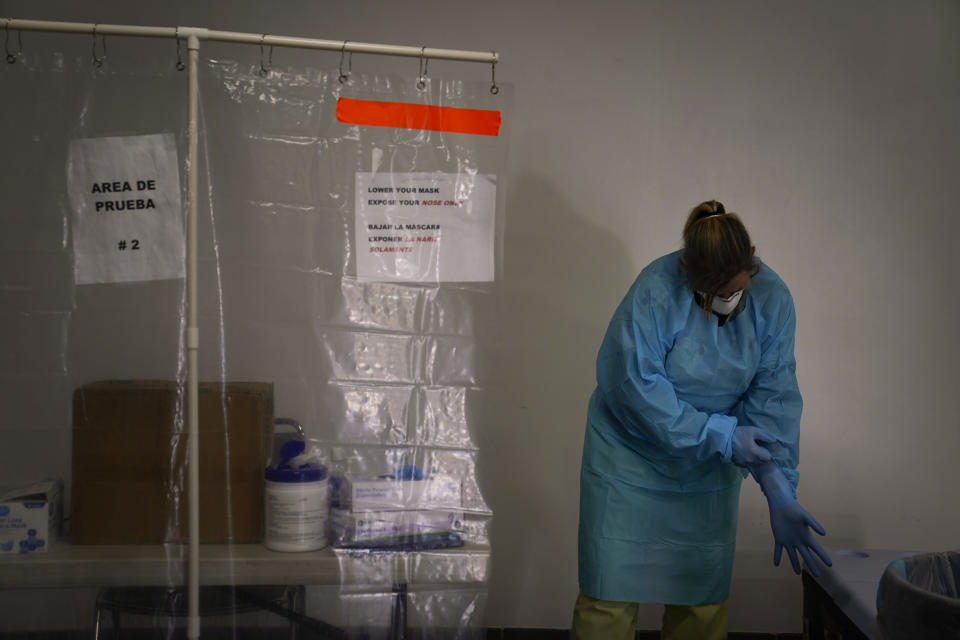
left=336, top=98, right=501, bottom=136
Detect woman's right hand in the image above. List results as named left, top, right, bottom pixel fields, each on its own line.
left=730, top=425, right=776, bottom=467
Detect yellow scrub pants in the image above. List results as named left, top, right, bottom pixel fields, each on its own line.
left=571, top=591, right=728, bottom=640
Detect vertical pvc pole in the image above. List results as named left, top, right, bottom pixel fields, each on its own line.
left=186, top=33, right=201, bottom=640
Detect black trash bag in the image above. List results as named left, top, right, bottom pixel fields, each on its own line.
left=876, top=550, right=960, bottom=639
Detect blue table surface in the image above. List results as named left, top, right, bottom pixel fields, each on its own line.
left=804, top=547, right=923, bottom=640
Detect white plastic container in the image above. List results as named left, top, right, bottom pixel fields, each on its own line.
left=264, top=440, right=330, bottom=552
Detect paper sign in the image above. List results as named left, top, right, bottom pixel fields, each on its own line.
left=67, top=134, right=185, bottom=284
left=355, top=172, right=496, bottom=282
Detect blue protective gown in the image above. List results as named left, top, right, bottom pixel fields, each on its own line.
left=578, top=250, right=802, bottom=605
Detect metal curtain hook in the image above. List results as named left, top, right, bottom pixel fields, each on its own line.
left=490, top=53, right=499, bottom=95
left=338, top=40, right=352, bottom=83
left=5, top=19, right=23, bottom=64
left=416, top=46, right=429, bottom=90
left=91, top=24, right=106, bottom=68
left=259, top=34, right=273, bottom=77
left=175, top=28, right=185, bottom=71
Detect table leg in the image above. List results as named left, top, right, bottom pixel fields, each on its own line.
left=391, top=583, right=408, bottom=640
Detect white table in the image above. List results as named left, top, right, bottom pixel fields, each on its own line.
left=0, top=540, right=490, bottom=588
left=1, top=541, right=490, bottom=638
left=802, top=547, right=921, bottom=640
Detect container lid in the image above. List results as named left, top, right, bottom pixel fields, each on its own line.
left=265, top=439, right=328, bottom=483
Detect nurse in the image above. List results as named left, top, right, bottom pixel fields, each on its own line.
left=572, top=200, right=831, bottom=640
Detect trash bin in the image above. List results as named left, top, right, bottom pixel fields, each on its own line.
left=876, top=550, right=960, bottom=639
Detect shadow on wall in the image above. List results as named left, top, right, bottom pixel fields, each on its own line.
left=478, top=168, right=636, bottom=626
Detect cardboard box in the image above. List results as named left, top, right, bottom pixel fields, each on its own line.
left=0, top=480, right=62, bottom=554
left=71, top=381, right=273, bottom=544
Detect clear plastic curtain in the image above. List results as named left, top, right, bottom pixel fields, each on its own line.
left=199, top=58, right=509, bottom=638
left=0, top=52, right=188, bottom=634
left=0, top=46, right=508, bottom=638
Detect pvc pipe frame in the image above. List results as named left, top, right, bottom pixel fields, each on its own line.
left=1, top=19, right=499, bottom=63
left=3, top=17, right=499, bottom=640
left=186, top=35, right=200, bottom=640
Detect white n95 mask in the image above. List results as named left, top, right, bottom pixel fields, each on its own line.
left=710, top=289, right=743, bottom=315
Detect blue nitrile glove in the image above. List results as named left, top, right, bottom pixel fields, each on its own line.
left=752, top=461, right=833, bottom=577
left=381, top=465, right=424, bottom=480
left=730, top=425, right=776, bottom=467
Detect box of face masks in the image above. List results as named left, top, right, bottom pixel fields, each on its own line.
left=0, top=480, right=62, bottom=554
left=330, top=508, right=463, bottom=548
left=336, top=474, right=462, bottom=511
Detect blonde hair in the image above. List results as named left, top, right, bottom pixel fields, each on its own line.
left=681, top=200, right=758, bottom=313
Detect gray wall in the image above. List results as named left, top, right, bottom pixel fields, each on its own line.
left=2, top=0, right=958, bottom=633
